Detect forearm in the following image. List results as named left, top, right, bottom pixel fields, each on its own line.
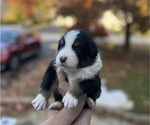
left=72, top=109, right=93, bottom=125
left=41, top=94, right=87, bottom=125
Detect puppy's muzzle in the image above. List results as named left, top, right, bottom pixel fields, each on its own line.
left=60, top=56, right=67, bottom=63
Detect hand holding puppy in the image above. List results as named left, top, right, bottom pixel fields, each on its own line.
left=41, top=67, right=93, bottom=125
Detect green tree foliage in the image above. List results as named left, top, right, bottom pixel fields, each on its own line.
left=5, top=0, right=58, bottom=24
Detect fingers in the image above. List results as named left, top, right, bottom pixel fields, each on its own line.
left=86, top=97, right=95, bottom=109
left=57, top=67, right=66, bottom=82
left=56, top=67, right=69, bottom=96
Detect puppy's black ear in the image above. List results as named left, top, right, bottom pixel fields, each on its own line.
left=89, top=39, right=98, bottom=58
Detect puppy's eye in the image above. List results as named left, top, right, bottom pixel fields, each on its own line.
left=58, top=38, right=65, bottom=50
left=73, top=41, right=80, bottom=47
left=74, top=45, right=81, bottom=52
left=73, top=41, right=81, bottom=52
left=59, top=38, right=65, bottom=46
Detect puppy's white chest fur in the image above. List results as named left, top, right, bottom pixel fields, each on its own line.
left=63, top=54, right=102, bottom=85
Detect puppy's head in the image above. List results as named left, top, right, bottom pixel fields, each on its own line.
left=56, top=30, right=98, bottom=69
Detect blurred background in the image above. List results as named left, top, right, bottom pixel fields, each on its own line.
left=0, top=0, right=149, bottom=125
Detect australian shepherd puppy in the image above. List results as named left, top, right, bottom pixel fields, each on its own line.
left=32, top=29, right=102, bottom=110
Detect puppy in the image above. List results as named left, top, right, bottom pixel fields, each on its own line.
left=32, top=29, right=102, bottom=110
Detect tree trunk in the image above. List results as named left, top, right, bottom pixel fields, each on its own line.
left=123, top=22, right=131, bottom=52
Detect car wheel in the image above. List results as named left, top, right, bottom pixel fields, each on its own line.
left=9, top=55, right=20, bottom=71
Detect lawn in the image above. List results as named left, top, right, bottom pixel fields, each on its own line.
left=98, top=44, right=149, bottom=114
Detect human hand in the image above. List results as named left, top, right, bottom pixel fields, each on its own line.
left=57, top=67, right=79, bottom=109
left=41, top=67, right=93, bottom=125
left=56, top=67, right=69, bottom=96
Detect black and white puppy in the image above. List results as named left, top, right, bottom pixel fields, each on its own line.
left=32, top=29, right=102, bottom=110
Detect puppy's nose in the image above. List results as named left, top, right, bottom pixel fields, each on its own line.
left=60, top=56, right=67, bottom=63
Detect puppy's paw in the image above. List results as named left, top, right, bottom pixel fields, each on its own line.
left=31, top=94, right=47, bottom=111
left=48, top=101, right=63, bottom=110
left=62, top=92, right=78, bottom=109
left=87, top=97, right=95, bottom=109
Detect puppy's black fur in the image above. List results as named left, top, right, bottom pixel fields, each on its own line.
left=34, top=30, right=102, bottom=109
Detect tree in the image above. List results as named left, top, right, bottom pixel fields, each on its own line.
left=6, top=0, right=34, bottom=23
left=5, top=0, right=58, bottom=24
left=55, top=0, right=109, bottom=37
left=55, top=0, right=149, bottom=51
left=110, top=0, right=149, bottom=52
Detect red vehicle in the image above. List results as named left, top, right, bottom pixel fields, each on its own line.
left=0, top=26, right=41, bottom=71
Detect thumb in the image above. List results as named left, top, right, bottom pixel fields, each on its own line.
left=56, top=67, right=69, bottom=96
left=57, top=67, right=66, bottom=82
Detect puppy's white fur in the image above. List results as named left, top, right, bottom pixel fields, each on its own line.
left=60, top=54, right=102, bottom=87
left=56, top=30, right=102, bottom=108
left=32, top=30, right=102, bottom=110
left=56, top=30, right=79, bottom=68
left=56, top=30, right=102, bottom=84
left=32, top=94, right=47, bottom=111
left=61, top=55, right=102, bottom=108
left=62, top=91, right=78, bottom=109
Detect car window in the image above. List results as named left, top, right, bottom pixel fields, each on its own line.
left=0, top=31, right=19, bottom=44
left=20, top=31, right=36, bottom=44
left=22, top=31, right=35, bottom=39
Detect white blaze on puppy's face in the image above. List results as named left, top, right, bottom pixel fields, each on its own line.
left=56, top=30, right=80, bottom=68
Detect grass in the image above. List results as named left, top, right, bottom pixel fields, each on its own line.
left=113, top=69, right=149, bottom=114
left=99, top=45, right=149, bottom=114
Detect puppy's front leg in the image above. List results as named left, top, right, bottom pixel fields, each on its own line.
left=63, top=83, right=83, bottom=109
left=32, top=60, right=57, bottom=111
